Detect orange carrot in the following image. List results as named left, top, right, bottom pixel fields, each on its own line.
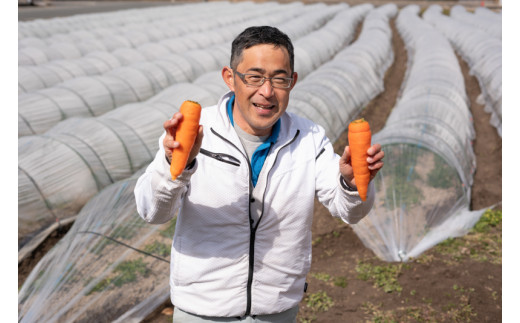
left=348, top=118, right=372, bottom=201
left=170, top=100, right=202, bottom=180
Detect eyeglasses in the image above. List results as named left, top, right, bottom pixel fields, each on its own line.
left=234, top=70, right=293, bottom=89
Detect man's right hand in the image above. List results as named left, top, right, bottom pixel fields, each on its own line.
left=163, top=112, right=204, bottom=165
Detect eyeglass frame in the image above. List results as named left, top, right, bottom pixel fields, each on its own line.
left=233, top=70, right=294, bottom=89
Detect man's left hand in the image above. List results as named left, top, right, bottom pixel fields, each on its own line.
left=339, top=143, right=384, bottom=188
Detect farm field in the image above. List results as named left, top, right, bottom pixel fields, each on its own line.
left=18, top=1, right=503, bottom=322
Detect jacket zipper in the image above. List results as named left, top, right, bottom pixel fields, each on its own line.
left=199, top=148, right=241, bottom=166
left=210, top=127, right=300, bottom=317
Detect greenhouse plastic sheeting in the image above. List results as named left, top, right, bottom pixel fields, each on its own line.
left=19, top=168, right=176, bottom=323
left=18, top=2, right=341, bottom=137
left=450, top=5, right=501, bottom=40
left=289, top=3, right=397, bottom=142
left=18, top=73, right=222, bottom=244
left=350, top=5, right=486, bottom=262
left=292, top=3, right=371, bottom=79
left=18, top=2, right=300, bottom=92
left=423, top=5, right=502, bottom=137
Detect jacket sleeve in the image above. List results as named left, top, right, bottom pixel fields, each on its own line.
left=134, top=132, right=197, bottom=224
left=313, top=127, right=375, bottom=224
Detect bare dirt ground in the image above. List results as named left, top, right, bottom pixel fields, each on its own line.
left=18, top=7, right=502, bottom=323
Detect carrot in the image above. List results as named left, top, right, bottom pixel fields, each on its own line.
left=170, top=100, right=202, bottom=180
left=347, top=118, right=371, bottom=201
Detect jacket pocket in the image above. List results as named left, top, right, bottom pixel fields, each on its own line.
left=200, top=148, right=240, bottom=167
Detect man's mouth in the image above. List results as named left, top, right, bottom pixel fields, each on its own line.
left=253, top=103, right=275, bottom=110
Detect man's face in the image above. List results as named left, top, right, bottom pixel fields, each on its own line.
left=222, top=44, right=298, bottom=136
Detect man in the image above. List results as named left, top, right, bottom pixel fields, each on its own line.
left=134, top=26, right=384, bottom=322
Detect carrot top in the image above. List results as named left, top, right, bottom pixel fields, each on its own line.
left=348, top=118, right=370, bottom=132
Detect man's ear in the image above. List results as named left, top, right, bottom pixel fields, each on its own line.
left=222, top=66, right=235, bottom=92
left=289, top=72, right=298, bottom=90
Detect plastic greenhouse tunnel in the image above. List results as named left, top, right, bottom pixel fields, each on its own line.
left=350, top=5, right=489, bottom=262
left=422, top=5, right=502, bottom=137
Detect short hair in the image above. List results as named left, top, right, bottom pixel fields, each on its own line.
left=230, top=26, right=294, bottom=74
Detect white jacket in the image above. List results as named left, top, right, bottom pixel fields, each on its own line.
left=134, top=91, right=375, bottom=317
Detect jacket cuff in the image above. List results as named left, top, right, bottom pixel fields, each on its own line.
left=339, top=175, right=357, bottom=192
left=162, top=155, right=198, bottom=183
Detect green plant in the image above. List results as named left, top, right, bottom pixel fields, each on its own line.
left=91, top=220, right=148, bottom=255
left=333, top=276, right=348, bottom=288
left=88, top=258, right=150, bottom=294
left=311, top=237, right=322, bottom=246
left=427, top=154, right=458, bottom=189
left=361, top=302, right=398, bottom=323
left=356, top=261, right=403, bottom=293
left=436, top=237, right=465, bottom=256
left=311, top=272, right=331, bottom=282
left=305, top=290, right=334, bottom=312
left=299, top=314, right=316, bottom=323
left=144, top=241, right=171, bottom=257
left=472, top=209, right=502, bottom=233
left=381, top=144, right=424, bottom=210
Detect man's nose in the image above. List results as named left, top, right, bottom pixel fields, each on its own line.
left=258, top=78, right=274, bottom=97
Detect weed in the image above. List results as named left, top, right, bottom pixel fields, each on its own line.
left=305, top=290, right=334, bottom=312
left=356, top=261, right=403, bottom=293
left=333, top=276, right=348, bottom=288
left=442, top=302, right=457, bottom=311
left=299, top=314, right=316, bottom=323
left=310, top=272, right=331, bottom=282
left=332, top=231, right=340, bottom=238
left=312, top=237, right=322, bottom=246
left=361, top=302, right=398, bottom=323
left=88, top=258, right=150, bottom=294
left=427, top=154, right=459, bottom=189
left=414, top=253, right=434, bottom=264
left=382, top=144, right=424, bottom=210
left=472, top=209, right=501, bottom=233
left=91, top=220, right=148, bottom=255
left=144, top=241, right=171, bottom=257
left=422, top=297, right=433, bottom=305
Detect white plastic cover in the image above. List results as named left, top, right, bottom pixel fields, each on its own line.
left=18, top=2, right=312, bottom=136
left=289, top=3, right=397, bottom=142
left=450, top=5, right=501, bottom=40
left=351, top=5, right=487, bottom=262
left=423, top=5, right=502, bottom=137
left=19, top=168, right=175, bottom=323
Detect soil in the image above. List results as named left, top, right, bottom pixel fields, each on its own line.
left=18, top=11, right=502, bottom=323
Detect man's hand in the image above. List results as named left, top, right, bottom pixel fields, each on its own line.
left=339, top=143, right=384, bottom=188
left=163, top=112, right=204, bottom=165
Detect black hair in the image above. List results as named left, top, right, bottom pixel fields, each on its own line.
left=230, top=26, right=294, bottom=74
